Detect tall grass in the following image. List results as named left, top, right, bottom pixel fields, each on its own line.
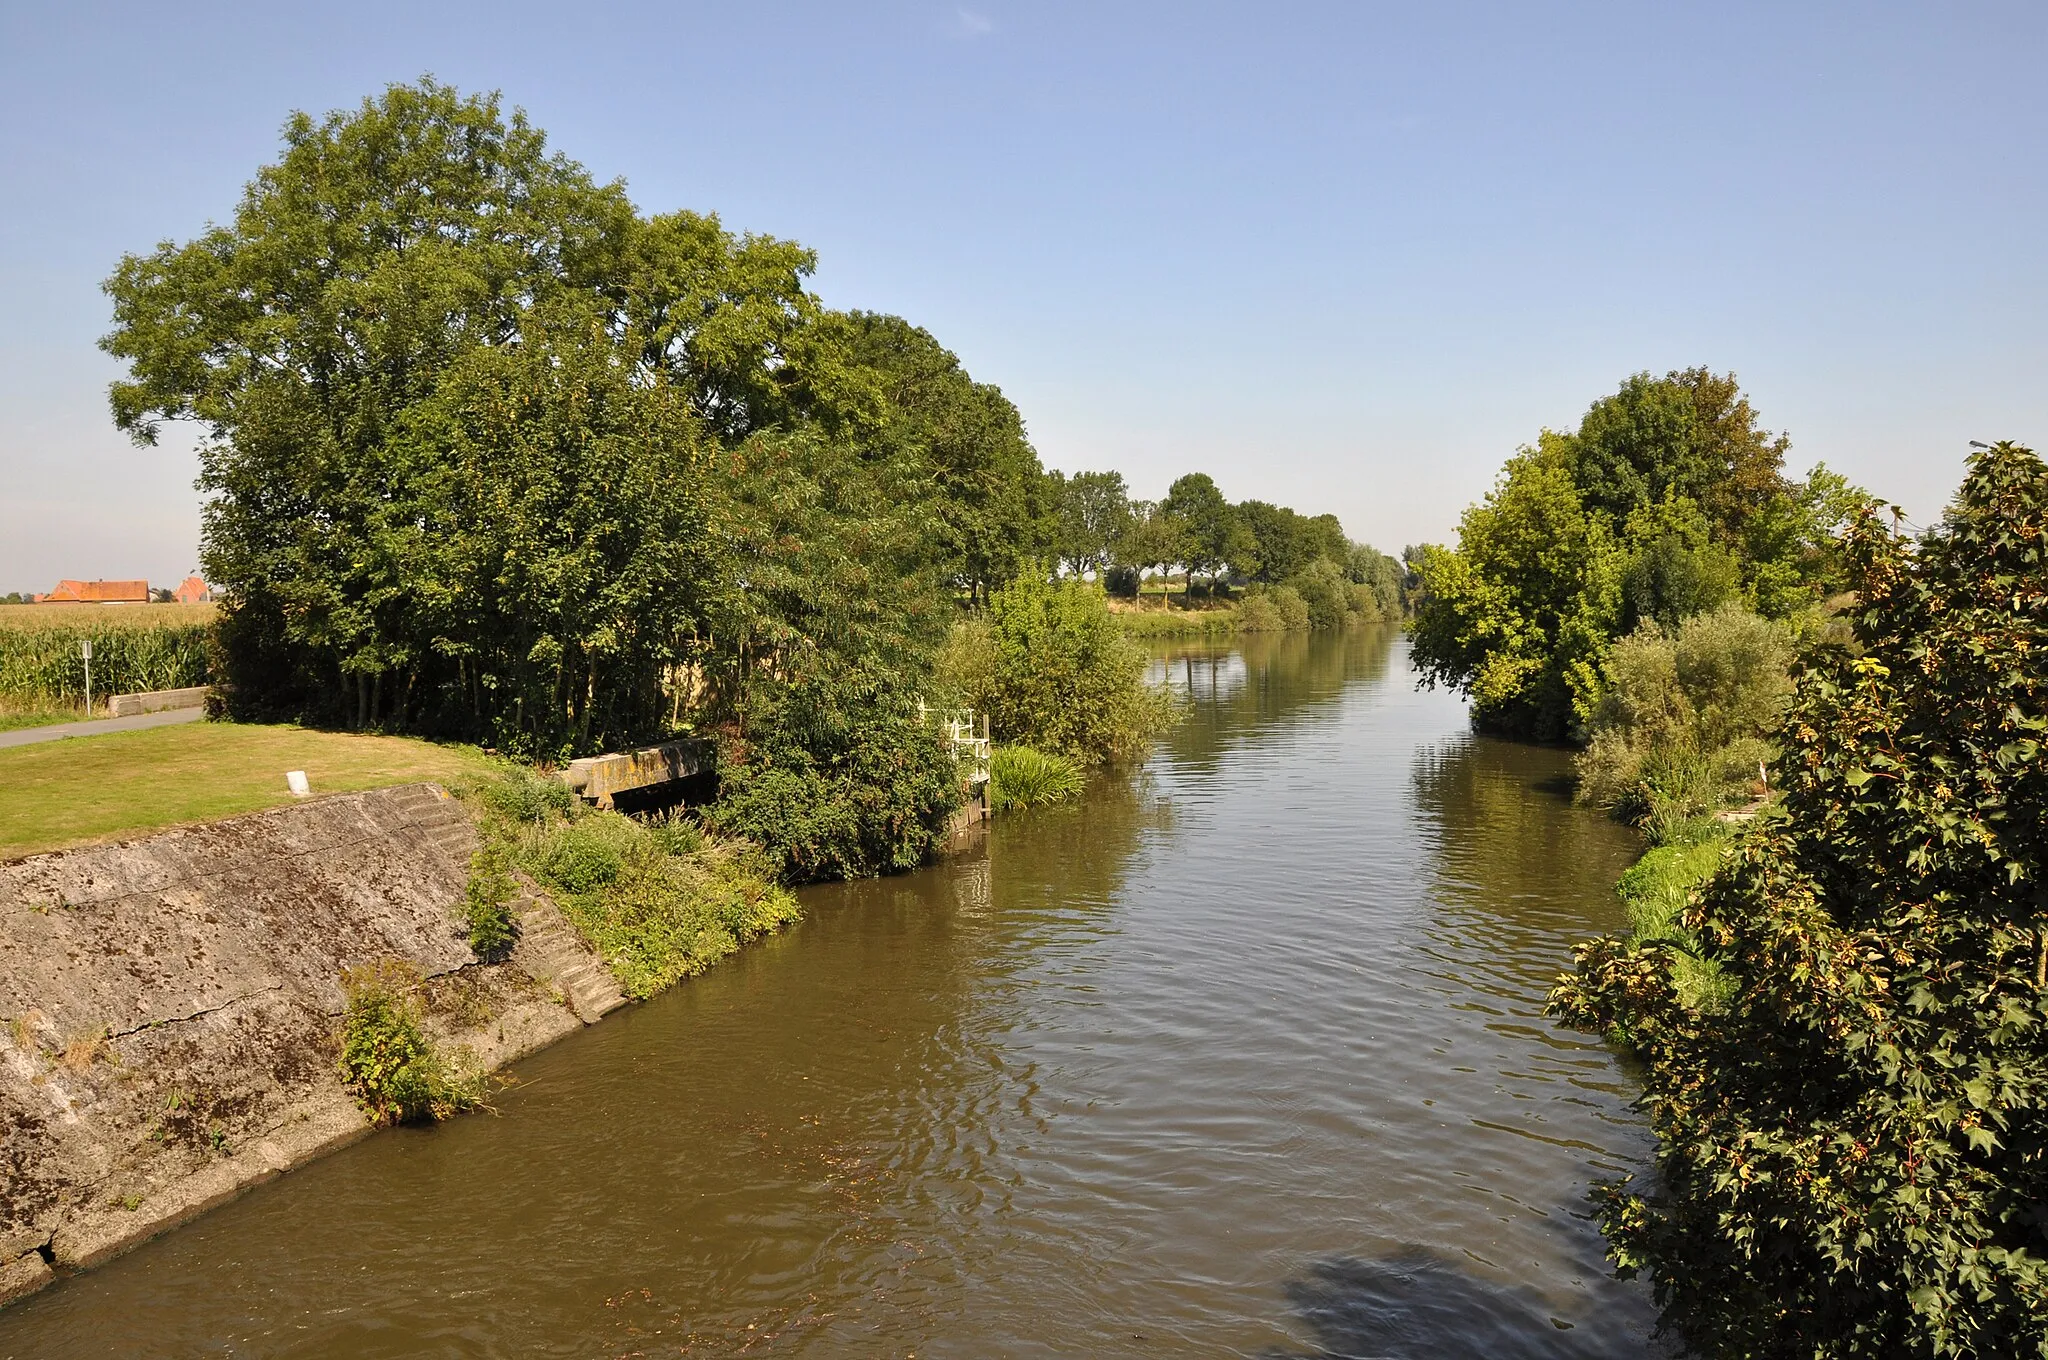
left=0, top=616, right=210, bottom=713
left=989, top=746, right=1085, bottom=811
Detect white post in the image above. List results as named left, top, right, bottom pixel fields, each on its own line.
left=81, top=639, right=92, bottom=717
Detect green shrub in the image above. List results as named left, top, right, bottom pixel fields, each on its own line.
left=988, top=746, right=1085, bottom=811
left=1234, top=592, right=1284, bottom=632
left=1285, top=558, right=1353, bottom=629
left=1270, top=585, right=1310, bottom=631
left=1551, top=442, right=2048, bottom=1356
left=526, top=811, right=800, bottom=999
left=540, top=823, right=625, bottom=893
left=336, top=959, right=481, bottom=1124
left=462, top=840, right=519, bottom=961
left=1576, top=602, right=1793, bottom=825
left=473, top=765, right=575, bottom=824
left=943, top=571, right=1177, bottom=764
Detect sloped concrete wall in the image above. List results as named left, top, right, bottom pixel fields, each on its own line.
left=0, top=784, right=620, bottom=1305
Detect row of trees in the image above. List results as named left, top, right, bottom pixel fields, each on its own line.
left=1046, top=467, right=1408, bottom=611
left=98, top=79, right=1070, bottom=877
left=1418, top=370, right=2048, bottom=1352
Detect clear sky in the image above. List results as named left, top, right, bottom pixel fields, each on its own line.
left=2, top=2, right=2042, bottom=591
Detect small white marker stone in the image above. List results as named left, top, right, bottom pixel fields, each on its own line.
left=286, top=771, right=311, bottom=797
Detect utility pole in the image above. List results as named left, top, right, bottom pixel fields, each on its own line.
left=81, top=638, right=93, bottom=716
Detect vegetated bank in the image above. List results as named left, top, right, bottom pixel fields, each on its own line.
left=1415, top=365, right=2048, bottom=1353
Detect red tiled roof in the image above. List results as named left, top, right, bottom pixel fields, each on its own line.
left=38, top=579, right=150, bottom=604
left=171, top=575, right=210, bottom=604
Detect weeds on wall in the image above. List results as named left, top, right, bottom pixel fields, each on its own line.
left=337, top=959, right=483, bottom=1125
left=462, top=840, right=519, bottom=961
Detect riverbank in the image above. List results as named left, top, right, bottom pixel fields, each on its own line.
left=0, top=771, right=804, bottom=1308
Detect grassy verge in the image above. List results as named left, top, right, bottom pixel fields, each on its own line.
left=1112, top=604, right=1245, bottom=638
left=463, top=769, right=800, bottom=1000
left=1613, top=816, right=1738, bottom=1011
left=0, top=705, right=81, bottom=733
left=0, top=721, right=493, bottom=859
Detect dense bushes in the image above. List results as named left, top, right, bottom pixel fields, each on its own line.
left=1575, top=602, right=1795, bottom=835
left=462, top=768, right=803, bottom=998
left=940, top=571, right=1176, bottom=765
left=1551, top=442, right=2048, bottom=1356
left=523, top=811, right=800, bottom=998
left=1413, top=370, right=1865, bottom=741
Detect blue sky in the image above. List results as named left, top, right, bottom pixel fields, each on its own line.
left=2, top=2, right=2043, bottom=589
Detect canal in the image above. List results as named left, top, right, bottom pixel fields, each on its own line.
left=1, top=628, right=1664, bottom=1357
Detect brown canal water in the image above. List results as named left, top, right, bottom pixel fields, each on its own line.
left=2, top=628, right=1666, bottom=1358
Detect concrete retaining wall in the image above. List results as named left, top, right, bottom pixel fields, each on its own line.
left=0, top=784, right=623, bottom=1306
left=105, top=686, right=210, bottom=718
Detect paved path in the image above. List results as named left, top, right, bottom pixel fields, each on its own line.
left=0, top=707, right=205, bottom=750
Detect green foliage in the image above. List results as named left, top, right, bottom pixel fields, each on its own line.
left=939, top=571, right=1176, bottom=765
left=1570, top=366, right=1788, bottom=533
left=1412, top=436, right=1623, bottom=741
left=812, top=312, right=1050, bottom=602
left=337, top=959, right=481, bottom=1125
left=1114, top=500, right=1185, bottom=580
left=988, top=745, right=1085, bottom=811
left=525, top=811, right=801, bottom=998
left=462, top=839, right=519, bottom=961
left=0, top=621, right=209, bottom=710
left=1050, top=469, right=1134, bottom=578
left=705, top=726, right=960, bottom=885
left=1414, top=371, right=1860, bottom=742
left=1285, top=557, right=1355, bottom=629
left=1550, top=442, right=2048, bottom=1357
left=697, top=426, right=963, bottom=883
left=1161, top=473, right=1234, bottom=591
left=1614, top=823, right=1736, bottom=1012
left=471, top=764, right=575, bottom=825
left=1576, top=603, right=1794, bottom=829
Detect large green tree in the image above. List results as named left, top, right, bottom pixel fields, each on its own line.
left=1553, top=443, right=2048, bottom=1357
left=1412, top=435, right=1623, bottom=741
left=1161, top=472, right=1235, bottom=595
left=1414, top=370, right=1858, bottom=742
left=1051, top=469, right=1133, bottom=578
left=101, top=80, right=825, bottom=752
left=808, top=311, right=1049, bottom=602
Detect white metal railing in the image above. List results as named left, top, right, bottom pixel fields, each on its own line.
left=923, top=701, right=991, bottom=788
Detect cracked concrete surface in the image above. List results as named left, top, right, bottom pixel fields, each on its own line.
left=0, top=783, right=622, bottom=1306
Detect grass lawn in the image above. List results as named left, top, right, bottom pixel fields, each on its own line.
left=0, top=721, right=495, bottom=860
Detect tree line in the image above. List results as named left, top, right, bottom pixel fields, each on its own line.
left=98, top=79, right=1394, bottom=880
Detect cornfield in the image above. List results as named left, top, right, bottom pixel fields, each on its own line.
left=0, top=614, right=212, bottom=712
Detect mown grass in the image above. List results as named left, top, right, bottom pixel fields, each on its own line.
left=0, top=722, right=492, bottom=859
